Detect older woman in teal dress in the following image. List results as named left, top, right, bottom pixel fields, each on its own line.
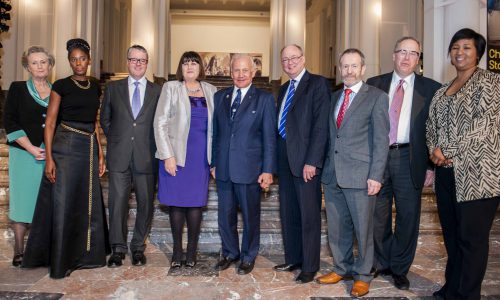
left=3, top=46, right=54, bottom=267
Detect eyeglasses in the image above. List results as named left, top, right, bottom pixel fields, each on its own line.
left=281, top=55, right=303, bottom=64
left=394, top=49, right=420, bottom=58
left=128, top=58, right=148, bottom=65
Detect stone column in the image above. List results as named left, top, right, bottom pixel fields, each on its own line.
left=131, top=0, right=156, bottom=79
left=269, top=0, right=306, bottom=81
left=423, top=0, right=487, bottom=82
left=336, top=0, right=381, bottom=81
left=53, top=0, right=77, bottom=79
left=269, top=0, right=284, bottom=81
left=152, top=0, right=170, bottom=79
left=52, top=0, right=102, bottom=79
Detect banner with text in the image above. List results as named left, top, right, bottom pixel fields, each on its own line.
left=487, top=0, right=500, bottom=73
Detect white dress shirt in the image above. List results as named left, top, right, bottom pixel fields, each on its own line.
left=231, top=84, right=252, bottom=105
left=389, top=72, right=415, bottom=143
left=128, top=76, right=147, bottom=109
left=278, top=68, right=307, bottom=125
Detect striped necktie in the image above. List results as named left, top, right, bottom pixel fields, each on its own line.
left=278, top=79, right=296, bottom=139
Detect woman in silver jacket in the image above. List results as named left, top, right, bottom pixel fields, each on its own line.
left=154, top=51, right=217, bottom=268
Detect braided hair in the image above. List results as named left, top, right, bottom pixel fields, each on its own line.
left=66, top=38, right=91, bottom=58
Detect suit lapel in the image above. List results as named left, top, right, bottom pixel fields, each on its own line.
left=222, top=88, right=233, bottom=121
left=288, top=71, right=309, bottom=112
left=120, top=78, right=134, bottom=118
left=380, top=73, right=392, bottom=93
left=339, top=82, right=369, bottom=130
left=136, top=81, right=154, bottom=119
left=331, top=90, right=342, bottom=133
left=410, top=75, right=425, bottom=129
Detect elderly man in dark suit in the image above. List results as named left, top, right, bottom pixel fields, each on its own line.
left=100, top=45, right=161, bottom=267
left=273, top=44, right=330, bottom=284
left=366, top=37, right=441, bottom=290
left=316, top=48, right=389, bottom=297
left=212, top=54, right=276, bottom=275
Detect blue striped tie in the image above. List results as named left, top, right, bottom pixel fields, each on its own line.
left=278, top=79, right=296, bottom=139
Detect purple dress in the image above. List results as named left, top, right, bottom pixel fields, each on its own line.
left=158, top=96, right=209, bottom=207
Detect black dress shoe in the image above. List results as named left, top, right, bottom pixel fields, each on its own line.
left=237, top=261, right=255, bottom=275
left=295, top=271, right=316, bottom=283
left=131, top=251, right=146, bottom=266
left=215, top=257, right=238, bottom=271
left=372, top=267, right=392, bottom=278
left=107, top=252, right=125, bottom=268
left=185, top=261, right=196, bottom=268
left=273, top=263, right=302, bottom=272
left=393, top=274, right=410, bottom=290
left=12, top=253, right=23, bottom=267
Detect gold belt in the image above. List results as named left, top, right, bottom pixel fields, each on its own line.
left=60, top=123, right=95, bottom=252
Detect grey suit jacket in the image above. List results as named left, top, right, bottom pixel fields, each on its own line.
left=153, top=80, right=217, bottom=166
left=322, top=82, right=390, bottom=188
left=100, top=77, right=162, bottom=173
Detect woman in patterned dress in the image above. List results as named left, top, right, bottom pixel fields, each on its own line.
left=426, top=28, right=500, bottom=300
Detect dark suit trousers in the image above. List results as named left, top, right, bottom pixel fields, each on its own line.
left=277, top=137, right=322, bottom=273
left=373, top=147, right=422, bottom=275
left=108, top=162, right=155, bottom=253
left=216, top=180, right=261, bottom=263
left=435, top=167, right=499, bottom=300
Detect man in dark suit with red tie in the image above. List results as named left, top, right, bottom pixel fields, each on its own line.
left=212, top=54, right=277, bottom=275
left=366, top=37, right=440, bottom=290
left=273, top=44, right=330, bottom=283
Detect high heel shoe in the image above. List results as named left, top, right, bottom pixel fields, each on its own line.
left=12, top=253, right=23, bottom=267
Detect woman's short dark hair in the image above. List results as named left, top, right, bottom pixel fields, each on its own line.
left=448, top=28, right=486, bottom=62
left=175, top=51, right=205, bottom=81
left=66, top=38, right=91, bottom=59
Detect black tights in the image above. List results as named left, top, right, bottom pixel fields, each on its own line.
left=11, top=222, right=29, bottom=255
left=169, top=206, right=202, bottom=262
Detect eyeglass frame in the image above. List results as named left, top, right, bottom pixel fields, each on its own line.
left=394, top=49, right=420, bottom=58
left=281, top=55, right=303, bottom=64
left=128, top=57, right=149, bottom=65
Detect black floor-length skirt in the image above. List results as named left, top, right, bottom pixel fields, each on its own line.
left=22, top=121, right=110, bottom=279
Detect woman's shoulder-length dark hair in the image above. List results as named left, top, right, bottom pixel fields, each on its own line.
left=448, top=28, right=486, bottom=61
left=175, top=51, right=206, bottom=81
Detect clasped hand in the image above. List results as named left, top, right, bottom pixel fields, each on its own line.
left=430, top=147, right=453, bottom=167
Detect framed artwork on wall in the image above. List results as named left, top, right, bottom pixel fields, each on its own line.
left=200, top=52, right=263, bottom=77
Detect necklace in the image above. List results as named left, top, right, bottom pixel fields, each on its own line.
left=71, top=77, right=91, bottom=89
left=185, top=83, right=201, bottom=94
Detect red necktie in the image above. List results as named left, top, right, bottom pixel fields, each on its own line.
left=336, top=88, right=352, bottom=128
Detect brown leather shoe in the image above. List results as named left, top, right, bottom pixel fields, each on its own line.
left=351, top=280, right=370, bottom=297
left=315, top=272, right=343, bottom=284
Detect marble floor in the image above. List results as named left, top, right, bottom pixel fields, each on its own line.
left=0, top=232, right=499, bottom=300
